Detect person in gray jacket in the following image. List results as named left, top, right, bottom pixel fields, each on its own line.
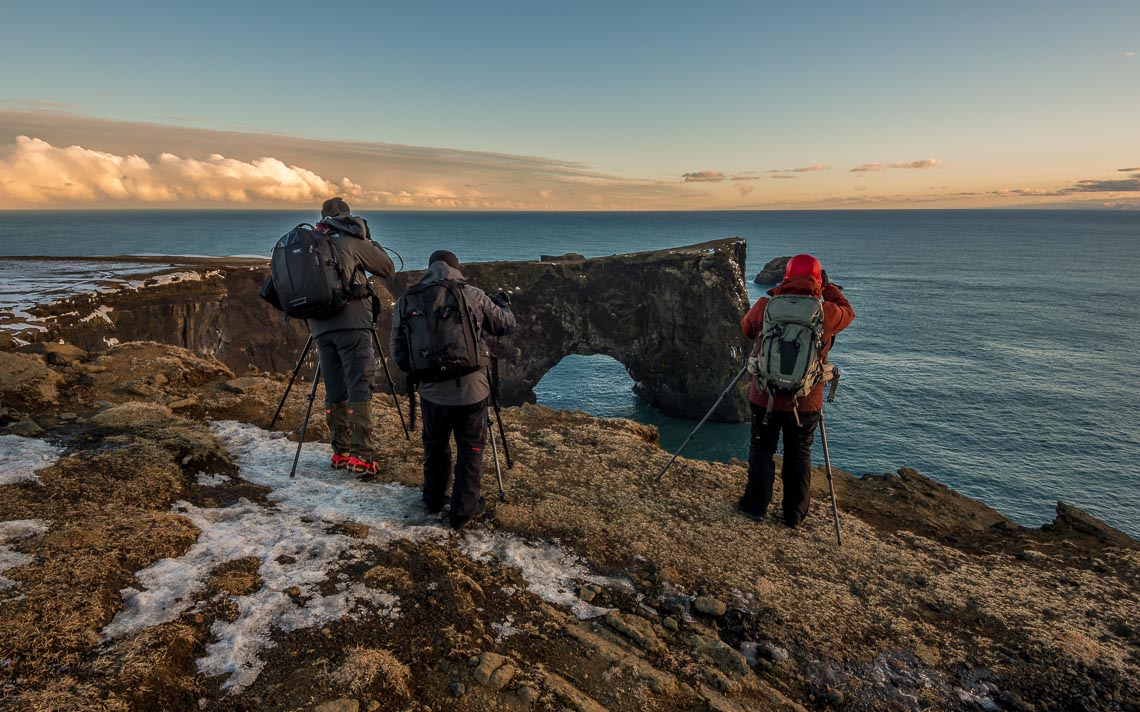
left=310, top=197, right=395, bottom=475
left=390, top=250, right=515, bottom=529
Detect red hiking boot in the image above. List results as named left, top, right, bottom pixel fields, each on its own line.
left=331, top=452, right=352, bottom=470
left=346, top=456, right=379, bottom=475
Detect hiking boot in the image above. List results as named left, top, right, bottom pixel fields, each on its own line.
left=736, top=498, right=766, bottom=522
left=450, top=500, right=488, bottom=531
left=346, top=456, right=379, bottom=475
left=331, top=452, right=352, bottom=470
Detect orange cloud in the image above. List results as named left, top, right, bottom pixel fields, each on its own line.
left=681, top=170, right=726, bottom=182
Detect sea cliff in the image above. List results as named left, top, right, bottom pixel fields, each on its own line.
left=0, top=248, right=1136, bottom=712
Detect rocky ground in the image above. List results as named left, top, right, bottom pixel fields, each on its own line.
left=1, top=341, right=1137, bottom=712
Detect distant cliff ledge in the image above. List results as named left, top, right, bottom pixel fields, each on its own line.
left=2, top=239, right=752, bottom=422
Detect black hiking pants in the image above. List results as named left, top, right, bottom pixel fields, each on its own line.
left=742, top=406, right=820, bottom=526
left=420, top=397, right=488, bottom=529
left=315, top=329, right=376, bottom=404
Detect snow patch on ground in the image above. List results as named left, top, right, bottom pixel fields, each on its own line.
left=100, top=421, right=618, bottom=693
left=195, top=472, right=232, bottom=487
left=102, top=496, right=400, bottom=692
left=210, top=420, right=619, bottom=618
left=79, top=305, right=114, bottom=324
left=0, top=435, right=63, bottom=486
left=0, top=519, right=50, bottom=590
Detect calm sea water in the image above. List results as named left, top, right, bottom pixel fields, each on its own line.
left=1, top=209, right=1137, bottom=536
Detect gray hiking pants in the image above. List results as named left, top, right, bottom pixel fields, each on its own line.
left=315, top=329, right=376, bottom=404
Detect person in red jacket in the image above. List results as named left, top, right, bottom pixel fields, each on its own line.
left=738, top=254, right=854, bottom=527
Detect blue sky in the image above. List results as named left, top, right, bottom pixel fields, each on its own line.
left=1, top=1, right=1137, bottom=208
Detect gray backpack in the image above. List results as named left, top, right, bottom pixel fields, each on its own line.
left=747, top=294, right=825, bottom=424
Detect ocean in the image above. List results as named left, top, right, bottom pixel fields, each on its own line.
left=1, top=209, right=1137, bottom=537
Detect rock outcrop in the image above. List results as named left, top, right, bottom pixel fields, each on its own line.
left=4, top=240, right=753, bottom=421
left=754, top=256, right=791, bottom=285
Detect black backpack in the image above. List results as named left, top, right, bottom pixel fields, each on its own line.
left=397, top=279, right=482, bottom=383
left=267, top=224, right=352, bottom=319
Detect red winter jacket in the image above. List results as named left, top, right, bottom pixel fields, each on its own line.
left=740, top=275, right=855, bottom=413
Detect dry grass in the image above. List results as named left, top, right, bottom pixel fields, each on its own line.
left=94, top=622, right=204, bottom=710
left=326, top=646, right=412, bottom=697
left=207, top=556, right=263, bottom=596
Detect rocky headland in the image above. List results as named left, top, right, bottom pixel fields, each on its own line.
left=0, top=246, right=1136, bottom=712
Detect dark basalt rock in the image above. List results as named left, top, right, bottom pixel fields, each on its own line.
left=4, top=240, right=753, bottom=422
left=754, top=256, right=791, bottom=285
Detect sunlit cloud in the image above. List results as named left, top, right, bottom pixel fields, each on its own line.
left=770, top=174, right=798, bottom=179
left=768, top=164, right=829, bottom=173
left=0, top=136, right=343, bottom=204
left=735, top=183, right=754, bottom=196
left=889, top=159, right=942, bottom=169
left=851, top=159, right=941, bottom=172
left=681, top=170, right=726, bottom=182
left=1126, top=51, right=1136, bottom=57
left=1119, top=167, right=1140, bottom=172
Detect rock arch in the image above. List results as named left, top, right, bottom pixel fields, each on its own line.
left=385, top=238, right=752, bottom=422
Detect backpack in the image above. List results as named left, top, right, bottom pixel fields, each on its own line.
left=268, top=223, right=353, bottom=319
left=747, top=294, right=826, bottom=424
left=397, top=279, right=482, bottom=384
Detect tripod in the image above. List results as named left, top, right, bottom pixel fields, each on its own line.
left=271, top=331, right=410, bottom=478
left=653, top=365, right=747, bottom=483
left=486, top=359, right=513, bottom=501
left=820, top=365, right=843, bottom=546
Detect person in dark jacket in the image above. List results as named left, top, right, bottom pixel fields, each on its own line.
left=738, top=254, right=854, bottom=527
left=309, top=197, right=395, bottom=475
left=390, top=250, right=516, bottom=530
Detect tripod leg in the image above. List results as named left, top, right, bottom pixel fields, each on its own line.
left=654, top=365, right=748, bottom=483
left=489, top=392, right=513, bottom=468
left=371, top=330, right=410, bottom=440
left=819, top=413, right=842, bottom=546
left=271, top=334, right=314, bottom=429
left=289, top=365, right=322, bottom=479
left=487, top=413, right=506, bottom=502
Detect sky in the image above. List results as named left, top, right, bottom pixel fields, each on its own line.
left=0, top=0, right=1137, bottom=210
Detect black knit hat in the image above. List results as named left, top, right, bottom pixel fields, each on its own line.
left=428, top=250, right=460, bottom=269
left=321, top=197, right=351, bottom=219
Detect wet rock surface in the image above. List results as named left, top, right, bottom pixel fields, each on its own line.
left=0, top=339, right=1137, bottom=710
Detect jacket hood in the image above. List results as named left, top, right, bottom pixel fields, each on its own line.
left=319, top=215, right=369, bottom=239
left=768, top=274, right=822, bottom=298
left=423, top=261, right=465, bottom=283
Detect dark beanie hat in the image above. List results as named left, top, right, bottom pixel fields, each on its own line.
left=321, top=197, right=351, bottom=219
left=428, top=250, right=460, bottom=269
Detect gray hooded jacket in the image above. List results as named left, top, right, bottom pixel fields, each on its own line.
left=390, top=261, right=516, bottom=406
left=307, top=216, right=395, bottom=338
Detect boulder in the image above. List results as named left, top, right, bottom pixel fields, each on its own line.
left=754, top=256, right=791, bottom=285
left=0, top=352, right=63, bottom=409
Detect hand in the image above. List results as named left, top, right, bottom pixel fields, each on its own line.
left=490, top=289, right=511, bottom=308
left=821, top=282, right=844, bottom=300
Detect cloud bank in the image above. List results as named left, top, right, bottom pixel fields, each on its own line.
left=0, top=137, right=343, bottom=204
left=0, top=111, right=699, bottom=210
left=851, top=159, right=941, bottom=172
